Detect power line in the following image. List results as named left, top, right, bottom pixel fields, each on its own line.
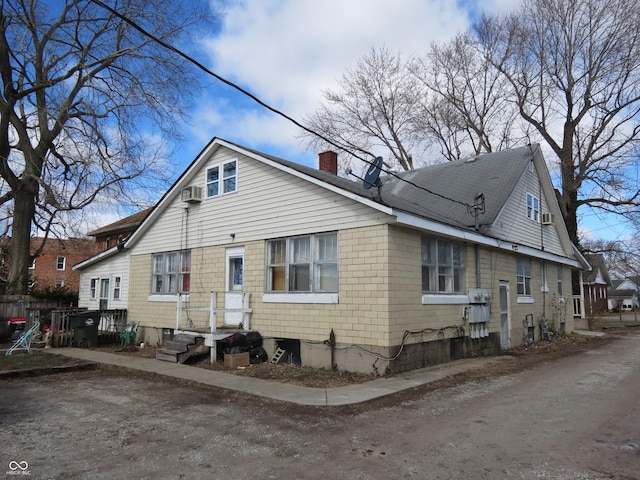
left=89, top=0, right=474, bottom=210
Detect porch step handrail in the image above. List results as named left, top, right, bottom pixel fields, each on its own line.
left=176, top=291, right=252, bottom=332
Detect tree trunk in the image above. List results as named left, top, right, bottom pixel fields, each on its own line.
left=6, top=184, right=37, bottom=294
left=558, top=141, right=580, bottom=247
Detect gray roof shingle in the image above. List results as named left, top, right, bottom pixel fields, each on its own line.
left=255, top=143, right=535, bottom=232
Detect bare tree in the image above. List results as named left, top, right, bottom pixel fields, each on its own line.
left=302, top=47, right=427, bottom=173
left=411, top=33, right=524, bottom=161
left=0, top=0, right=211, bottom=294
left=475, top=0, right=640, bottom=246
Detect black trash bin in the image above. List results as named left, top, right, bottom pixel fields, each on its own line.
left=69, top=311, right=99, bottom=348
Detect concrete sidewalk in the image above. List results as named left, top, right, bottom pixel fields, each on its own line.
left=48, top=347, right=513, bottom=406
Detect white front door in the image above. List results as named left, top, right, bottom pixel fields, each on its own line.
left=225, top=247, right=244, bottom=326
left=99, top=278, right=110, bottom=310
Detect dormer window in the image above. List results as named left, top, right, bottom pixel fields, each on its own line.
left=206, top=159, right=237, bottom=198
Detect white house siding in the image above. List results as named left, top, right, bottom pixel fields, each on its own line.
left=129, top=146, right=392, bottom=257
left=488, top=164, right=565, bottom=256
left=77, top=251, right=130, bottom=310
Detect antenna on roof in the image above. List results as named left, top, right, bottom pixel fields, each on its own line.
left=363, top=156, right=383, bottom=202
left=347, top=156, right=384, bottom=202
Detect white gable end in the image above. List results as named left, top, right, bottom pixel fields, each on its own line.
left=130, top=145, right=392, bottom=256
left=488, top=163, right=565, bottom=256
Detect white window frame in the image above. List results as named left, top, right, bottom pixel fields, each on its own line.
left=206, top=159, right=238, bottom=198
left=55, top=279, right=64, bottom=288
left=557, top=265, right=563, bottom=295
left=151, top=250, right=191, bottom=295
left=28, top=256, right=36, bottom=269
left=421, top=235, right=466, bottom=295
left=266, top=232, right=338, bottom=294
left=56, top=256, right=66, bottom=270
left=516, top=257, right=532, bottom=297
left=90, top=278, right=98, bottom=299
left=526, top=193, right=540, bottom=222
left=113, top=276, right=122, bottom=299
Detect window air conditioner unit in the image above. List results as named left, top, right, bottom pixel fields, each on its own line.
left=541, top=212, right=554, bottom=225
left=181, top=186, right=202, bottom=203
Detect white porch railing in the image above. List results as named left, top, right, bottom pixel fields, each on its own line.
left=175, top=291, right=252, bottom=363
left=175, top=291, right=252, bottom=331
left=572, top=295, right=584, bottom=318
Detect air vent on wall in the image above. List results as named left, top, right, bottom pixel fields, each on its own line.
left=181, top=186, right=202, bottom=203
left=541, top=212, right=554, bottom=225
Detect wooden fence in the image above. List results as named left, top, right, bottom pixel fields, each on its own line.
left=1, top=295, right=127, bottom=347
left=0, top=295, right=71, bottom=321
left=48, top=309, right=128, bottom=347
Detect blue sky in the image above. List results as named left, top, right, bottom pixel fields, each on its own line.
left=88, top=0, right=631, bottom=243
left=175, top=0, right=519, bottom=167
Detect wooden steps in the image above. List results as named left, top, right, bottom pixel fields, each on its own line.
left=156, top=334, right=207, bottom=364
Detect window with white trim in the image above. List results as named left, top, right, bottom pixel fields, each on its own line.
left=28, top=256, right=36, bottom=269
left=557, top=266, right=563, bottom=295
left=152, top=250, right=191, bottom=294
left=421, top=236, right=466, bottom=294
left=90, top=278, right=98, bottom=299
left=206, top=159, right=237, bottom=198
left=55, top=279, right=64, bottom=288
left=516, top=257, right=532, bottom=296
left=267, top=233, right=338, bottom=293
left=526, top=193, right=540, bottom=222
left=56, top=256, right=66, bottom=270
left=113, top=276, right=122, bottom=299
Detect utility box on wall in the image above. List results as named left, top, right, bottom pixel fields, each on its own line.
left=468, top=288, right=491, bottom=339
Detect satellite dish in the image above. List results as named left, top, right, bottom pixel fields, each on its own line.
left=363, top=156, right=383, bottom=190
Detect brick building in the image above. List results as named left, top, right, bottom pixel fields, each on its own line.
left=88, top=208, right=152, bottom=252
left=0, top=237, right=97, bottom=294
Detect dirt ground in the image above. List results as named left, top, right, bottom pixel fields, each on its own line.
left=92, top=330, right=610, bottom=389
left=1, top=329, right=638, bottom=480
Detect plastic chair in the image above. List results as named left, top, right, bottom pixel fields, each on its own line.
left=119, top=322, right=139, bottom=347
left=6, top=321, right=41, bottom=356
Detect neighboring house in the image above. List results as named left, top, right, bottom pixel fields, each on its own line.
left=74, top=209, right=151, bottom=310
left=609, top=275, right=640, bottom=311
left=0, top=236, right=96, bottom=294
left=83, top=138, right=589, bottom=374
left=88, top=208, right=152, bottom=251
left=614, top=276, right=640, bottom=293
left=583, top=254, right=611, bottom=316
left=607, top=288, right=638, bottom=312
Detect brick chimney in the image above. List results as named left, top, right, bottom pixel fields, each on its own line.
left=319, top=150, right=338, bottom=175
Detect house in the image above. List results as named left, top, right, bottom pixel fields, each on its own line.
left=0, top=236, right=96, bottom=294
left=74, top=209, right=152, bottom=310
left=582, top=254, right=611, bottom=316
left=607, top=288, right=637, bottom=312
left=88, top=208, right=152, bottom=252
left=609, top=275, right=639, bottom=311
left=81, top=138, right=589, bottom=374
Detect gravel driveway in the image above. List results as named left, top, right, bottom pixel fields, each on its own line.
left=1, top=332, right=638, bottom=480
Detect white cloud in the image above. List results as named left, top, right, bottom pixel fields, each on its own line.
left=181, top=1, right=523, bottom=165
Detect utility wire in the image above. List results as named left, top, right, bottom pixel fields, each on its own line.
left=89, top=0, right=474, bottom=210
